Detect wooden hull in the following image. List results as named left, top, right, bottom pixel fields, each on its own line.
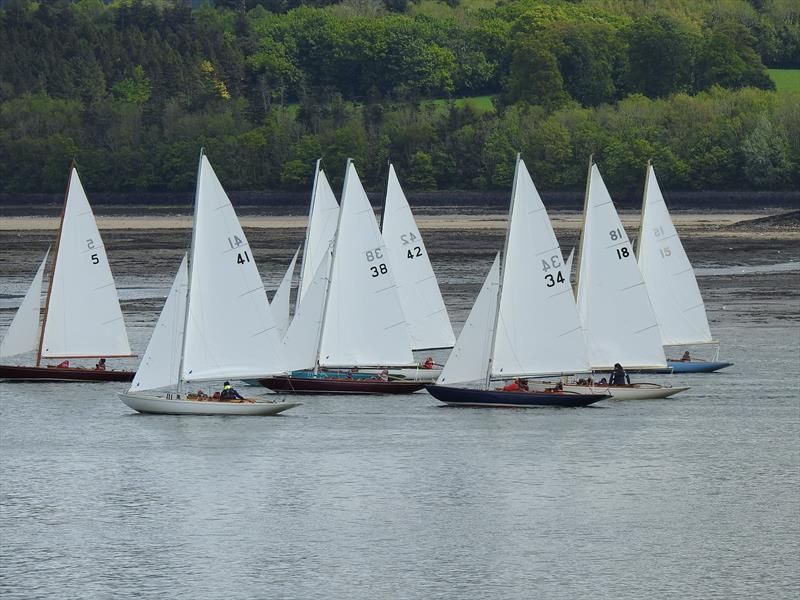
left=0, top=364, right=135, bottom=382
left=119, top=393, right=300, bottom=416
left=529, top=381, right=689, bottom=400
left=667, top=360, right=733, bottom=373
left=426, top=385, right=609, bottom=408
left=324, top=367, right=442, bottom=382
left=259, top=375, right=425, bottom=395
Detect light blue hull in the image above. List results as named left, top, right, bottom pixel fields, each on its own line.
left=667, top=360, right=733, bottom=373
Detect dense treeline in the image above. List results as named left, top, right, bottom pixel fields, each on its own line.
left=0, top=0, right=797, bottom=194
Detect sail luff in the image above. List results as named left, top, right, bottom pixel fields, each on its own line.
left=297, top=159, right=321, bottom=306
left=35, top=164, right=71, bottom=366
left=177, top=150, right=204, bottom=394
left=485, top=153, right=520, bottom=388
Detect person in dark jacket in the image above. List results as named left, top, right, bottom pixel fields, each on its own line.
left=220, top=381, right=244, bottom=401
left=609, top=363, right=630, bottom=386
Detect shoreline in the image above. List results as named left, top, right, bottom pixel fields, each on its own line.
left=1, top=210, right=798, bottom=239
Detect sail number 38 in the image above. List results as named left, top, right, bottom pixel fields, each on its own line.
left=366, top=247, right=388, bottom=278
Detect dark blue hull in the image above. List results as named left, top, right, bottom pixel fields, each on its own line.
left=666, top=360, right=733, bottom=373
left=426, top=385, right=609, bottom=408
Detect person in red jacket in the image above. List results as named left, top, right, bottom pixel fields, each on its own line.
left=501, top=377, right=528, bottom=392
left=422, top=357, right=434, bottom=369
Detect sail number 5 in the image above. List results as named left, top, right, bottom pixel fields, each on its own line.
left=86, top=238, right=100, bottom=265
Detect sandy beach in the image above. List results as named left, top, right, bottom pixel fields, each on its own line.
left=1, top=209, right=797, bottom=239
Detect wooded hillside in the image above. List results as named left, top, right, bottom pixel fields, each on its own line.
left=0, top=0, right=797, bottom=194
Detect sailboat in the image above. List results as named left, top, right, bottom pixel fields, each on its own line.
left=381, top=164, right=455, bottom=353
left=0, top=165, right=135, bottom=382
left=118, top=152, right=299, bottom=415
left=426, top=156, right=609, bottom=408
left=636, top=163, right=733, bottom=373
left=259, top=160, right=426, bottom=394
left=529, top=160, right=688, bottom=399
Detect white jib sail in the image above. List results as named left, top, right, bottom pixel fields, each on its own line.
left=382, top=164, right=455, bottom=350
left=576, top=164, right=666, bottom=370
left=0, top=249, right=49, bottom=358
left=492, top=159, right=590, bottom=377
left=437, top=254, right=500, bottom=385
left=181, top=155, right=285, bottom=382
left=271, top=246, right=299, bottom=339
left=298, top=164, right=339, bottom=305
left=282, top=252, right=330, bottom=372
left=129, top=255, right=188, bottom=393
left=564, top=247, right=575, bottom=283
left=41, top=168, right=131, bottom=358
left=637, top=165, right=712, bottom=346
left=318, top=161, right=414, bottom=367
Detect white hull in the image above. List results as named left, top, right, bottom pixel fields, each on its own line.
left=529, top=381, right=688, bottom=400
left=119, top=393, right=300, bottom=416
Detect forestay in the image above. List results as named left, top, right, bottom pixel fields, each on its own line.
left=637, top=164, right=712, bottom=346
left=181, top=155, right=285, bottom=381
left=283, top=252, right=330, bottom=372
left=437, top=255, right=500, bottom=385
left=271, top=246, right=299, bottom=339
left=298, top=162, right=339, bottom=305
left=382, top=164, right=455, bottom=350
left=318, top=161, right=414, bottom=367
left=41, top=168, right=131, bottom=359
left=492, top=159, right=589, bottom=377
left=575, top=164, right=666, bottom=370
left=0, top=249, right=49, bottom=358
left=129, top=255, right=188, bottom=392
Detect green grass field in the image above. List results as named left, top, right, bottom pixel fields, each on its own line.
left=768, top=69, right=800, bottom=92
left=424, top=95, right=496, bottom=114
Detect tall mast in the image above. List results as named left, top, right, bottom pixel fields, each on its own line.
left=379, top=159, right=390, bottom=233
left=484, top=153, right=520, bottom=389
left=35, top=160, right=72, bottom=367
left=313, top=158, right=350, bottom=372
left=177, top=149, right=204, bottom=396
left=573, top=154, right=593, bottom=296
left=297, top=158, right=321, bottom=306
left=635, top=160, right=652, bottom=258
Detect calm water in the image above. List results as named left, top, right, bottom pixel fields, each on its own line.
left=1, top=230, right=798, bottom=599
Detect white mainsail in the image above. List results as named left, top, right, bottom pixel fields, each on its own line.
left=492, top=159, right=589, bottom=377
left=437, top=255, right=500, bottom=385
left=283, top=252, right=330, bottom=372
left=298, top=162, right=339, bottom=305
left=382, top=164, right=455, bottom=350
left=181, top=154, right=285, bottom=382
left=637, top=164, right=712, bottom=346
left=129, top=255, right=188, bottom=392
left=271, top=247, right=299, bottom=339
left=575, top=163, right=666, bottom=370
left=317, top=161, right=414, bottom=367
left=40, top=168, right=131, bottom=359
left=0, top=249, right=49, bottom=358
